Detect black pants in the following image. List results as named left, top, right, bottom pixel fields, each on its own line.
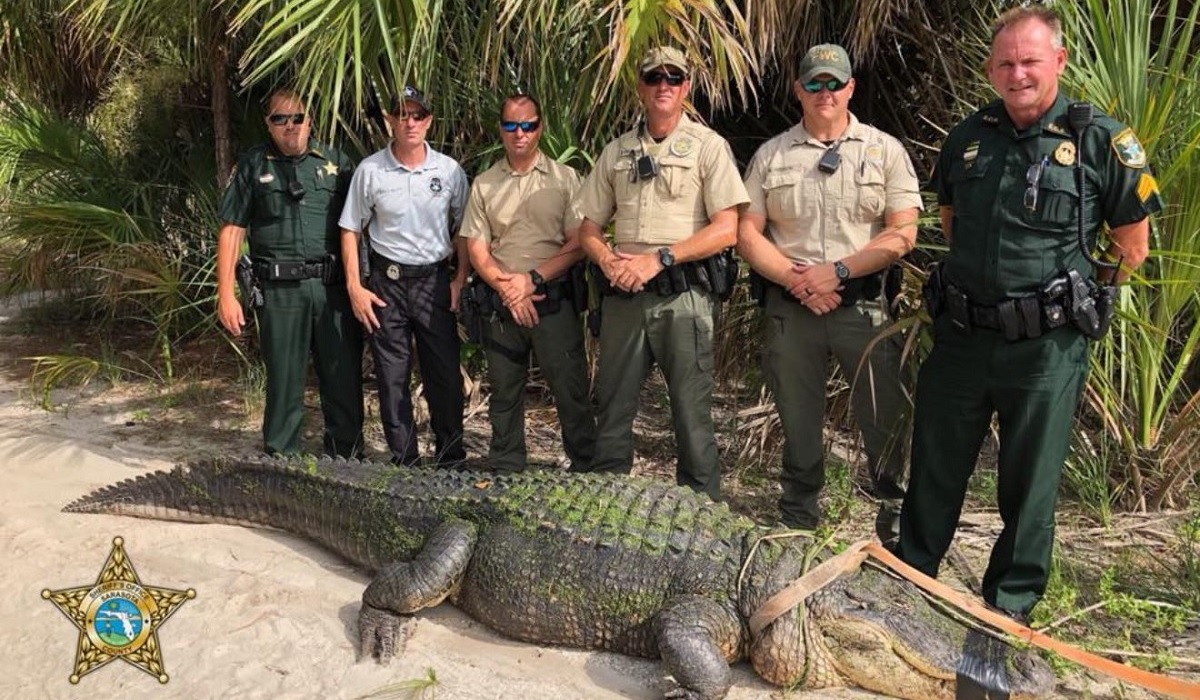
left=368, top=265, right=464, bottom=466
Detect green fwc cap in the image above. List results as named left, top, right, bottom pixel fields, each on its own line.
left=798, top=44, right=852, bottom=83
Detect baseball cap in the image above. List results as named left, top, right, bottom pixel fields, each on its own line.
left=798, top=44, right=852, bottom=83
left=389, top=85, right=430, bottom=114
left=638, top=46, right=689, bottom=75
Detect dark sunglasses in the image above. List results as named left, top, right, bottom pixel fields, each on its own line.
left=392, top=110, right=430, bottom=122
left=267, top=113, right=306, bottom=126
left=1025, top=154, right=1050, bottom=212
left=641, top=71, right=687, bottom=87
left=500, top=120, right=540, bottom=133
left=802, top=78, right=848, bottom=94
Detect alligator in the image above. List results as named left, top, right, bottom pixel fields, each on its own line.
left=64, top=456, right=1055, bottom=699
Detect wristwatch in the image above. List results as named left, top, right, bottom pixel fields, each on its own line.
left=529, top=269, right=545, bottom=291
left=833, top=260, right=851, bottom=282
left=658, top=247, right=676, bottom=268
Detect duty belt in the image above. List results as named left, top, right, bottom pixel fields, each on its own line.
left=254, top=257, right=339, bottom=282
left=370, top=251, right=448, bottom=280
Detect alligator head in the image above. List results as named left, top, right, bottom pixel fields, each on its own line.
left=737, top=534, right=1056, bottom=700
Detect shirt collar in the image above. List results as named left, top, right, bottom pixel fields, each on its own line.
left=790, top=112, right=864, bottom=147
left=500, top=150, right=549, bottom=177
left=385, top=141, right=436, bottom=172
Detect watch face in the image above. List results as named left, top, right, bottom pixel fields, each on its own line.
left=835, top=261, right=850, bottom=280
left=659, top=248, right=675, bottom=267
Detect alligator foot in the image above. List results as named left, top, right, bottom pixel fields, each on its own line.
left=357, top=603, right=411, bottom=664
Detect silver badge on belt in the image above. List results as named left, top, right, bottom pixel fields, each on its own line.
left=386, top=264, right=401, bottom=280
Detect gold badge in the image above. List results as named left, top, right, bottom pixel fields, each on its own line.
left=321, top=161, right=338, bottom=177
left=865, top=143, right=884, bottom=162
left=43, top=537, right=195, bottom=684
left=1054, top=141, right=1076, bottom=166
left=669, top=137, right=695, bottom=157
left=1112, top=128, right=1147, bottom=168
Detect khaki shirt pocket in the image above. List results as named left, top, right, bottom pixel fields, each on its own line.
left=611, top=158, right=637, bottom=205
left=762, top=169, right=811, bottom=222
left=854, top=161, right=887, bottom=218
left=658, top=155, right=696, bottom=199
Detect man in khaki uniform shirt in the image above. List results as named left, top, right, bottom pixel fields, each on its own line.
left=738, top=44, right=922, bottom=538
left=461, top=94, right=596, bottom=472
left=575, top=47, right=749, bottom=500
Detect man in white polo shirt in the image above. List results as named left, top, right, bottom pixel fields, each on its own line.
left=339, top=86, right=470, bottom=467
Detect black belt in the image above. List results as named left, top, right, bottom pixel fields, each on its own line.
left=968, top=298, right=1068, bottom=334
left=370, top=251, right=448, bottom=279
left=254, top=258, right=334, bottom=281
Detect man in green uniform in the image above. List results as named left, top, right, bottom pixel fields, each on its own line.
left=738, top=44, right=922, bottom=539
left=461, top=94, right=596, bottom=472
left=896, top=6, right=1161, bottom=619
left=216, top=89, right=364, bottom=457
left=575, top=47, right=749, bottom=500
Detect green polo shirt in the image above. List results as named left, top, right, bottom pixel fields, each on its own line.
left=933, top=95, right=1162, bottom=304
left=218, top=139, right=355, bottom=263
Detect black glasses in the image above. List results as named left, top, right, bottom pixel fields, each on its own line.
left=392, top=110, right=430, bottom=122
left=500, top=120, right=540, bottom=133
left=1025, top=155, right=1050, bottom=211
left=802, top=78, right=848, bottom=94
left=641, top=71, right=686, bottom=87
left=267, top=113, right=306, bottom=126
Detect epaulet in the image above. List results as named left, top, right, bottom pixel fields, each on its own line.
left=979, top=100, right=1003, bottom=127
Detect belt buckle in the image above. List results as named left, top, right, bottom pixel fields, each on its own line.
left=386, top=263, right=401, bottom=280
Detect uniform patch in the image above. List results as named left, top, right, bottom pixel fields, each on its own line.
left=321, top=161, right=338, bottom=177
left=670, top=137, right=695, bottom=157
left=865, top=143, right=884, bottom=163
left=258, top=172, right=275, bottom=184
left=963, top=141, right=979, bottom=168
left=1054, top=141, right=1076, bottom=166
left=1112, top=128, right=1148, bottom=168
left=430, top=177, right=443, bottom=193
left=982, top=114, right=999, bottom=126
left=1136, top=172, right=1159, bottom=203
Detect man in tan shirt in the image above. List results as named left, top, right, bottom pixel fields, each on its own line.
left=738, top=44, right=922, bottom=539
left=461, top=94, right=596, bottom=472
left=575, top=46, right=749, bottom=500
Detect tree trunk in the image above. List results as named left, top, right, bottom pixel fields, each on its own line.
left=211, top=27, right=233, bottom=187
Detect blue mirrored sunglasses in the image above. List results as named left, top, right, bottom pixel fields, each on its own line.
left=802, top=78, right=848, bottom=94
left=500, top=120, right=540, bottom=133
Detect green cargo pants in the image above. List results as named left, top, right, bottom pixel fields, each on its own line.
left=587, top=288, right=720, bottom=500
left=483, top=304, right=596, bottom=472
left=762, top=288, right=909, bottom=532
left=259, top=278, right=364, bottom=457
left=897, top=317, right=1089, bottom=615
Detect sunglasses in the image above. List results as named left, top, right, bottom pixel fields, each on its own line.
left=801, top=78, right=848, bottom=94
left=500, top=119, right=540, bottom=133
left=1025, top=154, right=1050, bottom=212
left=267, top=113, right=306, bottom=126
left=641, top=71, right=687, bottom=87
left=392, top=110, right=430, bottom=122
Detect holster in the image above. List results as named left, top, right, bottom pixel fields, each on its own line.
left=235, top=254, right=264, bottom=312
left=459, top=278, right=486, bottom=345
left=1066, top=269, right=1103, bottom=339
left=749, top=269, right=768, bottom=308
left=569, top=262, right=587, bottom=315
left=921, top=263, right=945, bottom=319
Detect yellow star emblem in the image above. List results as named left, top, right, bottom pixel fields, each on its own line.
left=322, top=160, right=339, bottom=177
left=42, top=536, right=195, bottom=684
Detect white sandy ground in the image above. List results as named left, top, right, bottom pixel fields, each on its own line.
left=0, top=293, right=1184, bottom=700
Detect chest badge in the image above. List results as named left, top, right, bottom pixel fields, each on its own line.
left=669, top=137, right=695, bottom=157
left=429, top=177, right=443, bottom=193
left=1054, top=141, right=1077, bottom=166
left=321, top=161, right=338, bottom=177
left=258, top=172, right=275, bottom=184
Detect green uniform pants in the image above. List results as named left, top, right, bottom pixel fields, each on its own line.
left=763, top=288, right=909, bottom=530
left=897, top=317, right=1088, bottom=615
left=588, top=288, right=720, bottom=500
left=258, top=278, right=364, bottom=457
left=483, top=305, right=596, bottom=472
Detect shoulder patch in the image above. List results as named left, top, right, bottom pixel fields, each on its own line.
left=1111, top=128, right=1148, bottom=168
